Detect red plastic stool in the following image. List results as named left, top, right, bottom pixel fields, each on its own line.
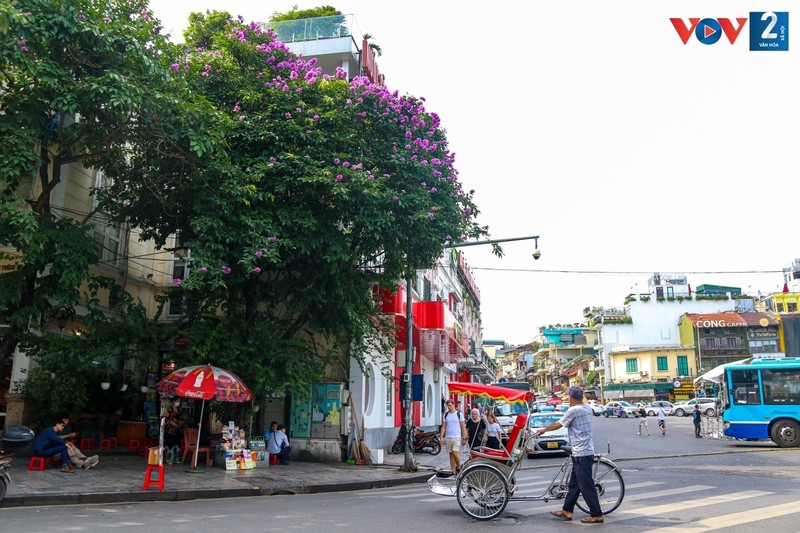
left=79, top=437, right=94, bottom=450
left=49, top=456, right=60, bottom=466
left=28, top=456, right=47, bottom=471
left=142, top=464, right=164, bottom=492
left=268, top=454, right=279, bottom=465
left=99, top=437, right=117, bottom=450
left=126, top=437, right=142, bottom=450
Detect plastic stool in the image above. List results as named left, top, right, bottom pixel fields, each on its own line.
left=268, top=454, right=279, bottom=465
left=142, top=464, right=164, bottom=492
left=79, top=437, right=94, bottom=450
left=49, top=455, right=61, bottom=466
left=28, top=456, right=47, bottom=471
left=99, top=437, right=116, bottom=450
left=126, top=437, right=142, bottom=450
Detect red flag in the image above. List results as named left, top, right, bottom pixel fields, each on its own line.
left=783, top=283, right=789, bottom=293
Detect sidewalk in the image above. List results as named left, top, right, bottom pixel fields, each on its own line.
left=0, top=448, right=453, bottom=508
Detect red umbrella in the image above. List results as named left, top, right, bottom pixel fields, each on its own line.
left=156, top=364, right=253, bottom=469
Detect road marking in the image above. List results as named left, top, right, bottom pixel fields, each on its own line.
left=618, top=490, right=772, bottom=516
left=640, top=500, right=800, bottom=532
left=623, top=484, right=715, bottom=501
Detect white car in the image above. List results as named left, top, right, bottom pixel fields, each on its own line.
left=587, top=400, right=604, bottom=416
left=602, top=401, right=639, bottom=418
left=672, top=398, right=717, bottom=417
left=527, top=413, right=570, bottom=457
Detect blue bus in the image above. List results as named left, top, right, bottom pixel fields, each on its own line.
left=722, top=357, right=800, bottom=447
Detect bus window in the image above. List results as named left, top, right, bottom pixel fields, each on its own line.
left=762, top=369, right=800, bottom=405
left=730, top=369, right=760, bottom=405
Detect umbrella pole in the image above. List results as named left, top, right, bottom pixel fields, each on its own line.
left=187, top=400, right=206, bottom=473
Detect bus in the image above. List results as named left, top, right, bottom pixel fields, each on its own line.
left=722, top=357, right=800, bottom=447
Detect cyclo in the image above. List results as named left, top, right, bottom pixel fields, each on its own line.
left=428, top=382, right=625, bottom=521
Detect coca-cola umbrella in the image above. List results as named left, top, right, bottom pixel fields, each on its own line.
left=156, top=364, right=253, bottom=469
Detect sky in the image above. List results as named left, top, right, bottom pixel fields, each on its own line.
left=148, top=1, right=799, bottom=345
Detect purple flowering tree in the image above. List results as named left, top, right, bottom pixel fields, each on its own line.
left=121, top=12, right=491, bottom=393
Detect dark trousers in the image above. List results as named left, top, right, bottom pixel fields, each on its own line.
left=694, top=421, right=702, bottom=437
left=34, top=444, right=70, bottom=467
left=275, top=445, right=291, bottom=464
left=563, top=455, right=603, bottom=517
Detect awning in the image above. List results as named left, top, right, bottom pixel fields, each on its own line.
left=621, top=389, right=652, bottom=397
left=693, top=358, right=751, bottom=384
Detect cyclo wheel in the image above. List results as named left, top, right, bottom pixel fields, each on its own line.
left=575, top=457, right=625, bottom=515
left=456, top=464, right=509, bottom=520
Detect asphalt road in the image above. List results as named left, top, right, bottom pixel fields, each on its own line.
left=2, top=415, right=797, bottom=532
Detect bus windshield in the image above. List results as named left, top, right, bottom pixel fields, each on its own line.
left=722, top=357, right=800, bottom=447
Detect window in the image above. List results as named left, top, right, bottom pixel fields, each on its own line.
left=657, top=357, right=668, bottom=371
left=749, top=340, right=777, bottom=353
left=723, top=337, right=741, bottom=349
left=167, top=259, right=188, bottom=316
left=677, top=356, right=689, bottom=376
left=386, top=378, right=393, bottom=417
left=730, top=369, right=761, bottom=405
left=788, top=301, right=798, bottom=313
left=626, top=358, right=638, bottom=373
left=762, top=369, right=800, bottom=405
left=92, top=215, right=122, bottom=267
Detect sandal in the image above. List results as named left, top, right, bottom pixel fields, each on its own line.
left=550, top=510, right=572, bottom=521
left=581, top=516, right=604, bottom=524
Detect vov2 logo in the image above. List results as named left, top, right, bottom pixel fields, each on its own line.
left=670, top=12, right=788, bottom=50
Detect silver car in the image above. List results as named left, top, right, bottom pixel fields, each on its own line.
left=527, top=413, right=570, bottom=457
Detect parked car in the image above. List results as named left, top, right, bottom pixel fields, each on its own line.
left=646, top=401, right=675, bottom=416
left=587, top=400, right=604, bottom=416
left=555, top=402, right=570, bottom=413
left=672, top=397, right=717, bottom=417
left=527, top=413, right=570, bottom=457
left=602, top=400, right=639, bottom=418
left=493, top=401, right=528, bottom=433
left=534, top=401, right=556, bottom=413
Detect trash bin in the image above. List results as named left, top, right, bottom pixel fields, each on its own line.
left=1, top=425, right=35, bottom=453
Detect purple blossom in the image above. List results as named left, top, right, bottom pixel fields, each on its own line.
left=336, top=175, right=343, bottom=182
left=253, top=267, right=262, bottom=273
left=233, top=102, right=241, bottom=112
left=392, top=196, right=399, bottom=202
left=268, top=236, right=277, bottom=243
left=199, top=266, right=208, bottom=272
left=222, top=266, right=232, bottom=274
left=462, top=208, right=472, bottom=216
left=171, top=63, right=180, bottom=72
left=104, top=16, right=111, bottom=23
left=313, top=114, right=319, bottom=121
left=172, top=278, right=182, bottom=286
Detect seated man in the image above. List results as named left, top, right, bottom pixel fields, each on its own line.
left=58, top=413, right=99, bottom=469
left=33, top=418, right=74, bottom=473
left=267, top=424, right=292, bottom=465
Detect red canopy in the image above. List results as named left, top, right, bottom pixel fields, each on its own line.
left=446, top=382, right=532, bottom=404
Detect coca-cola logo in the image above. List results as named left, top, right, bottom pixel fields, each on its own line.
left=183, top=390, right=206, bottom=399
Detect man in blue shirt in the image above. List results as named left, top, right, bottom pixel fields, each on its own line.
left=33, top=418, right=74, bottom=473
left=267, top=424, right=291, bottom=465
left=264, top=420, right=278, bottom=442
left=534, top=386, right=604, bottom=524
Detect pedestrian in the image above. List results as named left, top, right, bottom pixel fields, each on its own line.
left=33, top=418, right=74, bottom=473
left=465, top=408, right=487, bottom=450
left=692, top=405, right=703, bottom=438
left=439, top=399, right=467, bottom=475
left=535, top=386, right=604, bottom=524
left=657, top=405, right=667, bottom=435
left=637, top=406, right=650, bottom=436
left=484, top=412, right=505, bottom=449
left=267, top=424, right=292, bottom=465
left=163, top=398, right=183, bottom=464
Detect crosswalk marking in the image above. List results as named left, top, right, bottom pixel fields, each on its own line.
left=622, top=484, right=714, bottom=501
left=640, top=500, right=800, bottom=533
left=618, top=490, right=772, bottom=516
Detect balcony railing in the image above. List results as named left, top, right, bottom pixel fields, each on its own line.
left=267, top=14, right=355, bottom=43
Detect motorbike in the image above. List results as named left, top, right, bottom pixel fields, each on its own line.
left=390, top=425, right=441, bottom=455
left=0, top=425, right=35, bottom=503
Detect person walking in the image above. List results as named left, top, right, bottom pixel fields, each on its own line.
left=692, top=405, right=703, bottom=438
left=484, top=412, right=505, bottom=449
left=465, top=408, right=487, bottom=450
left=657, top=405, right=667, bottom=435
left=534, top=386, right=604, bottom=524
left=439, top=399, right=467, bottom=475
left=637, top=405, right=650, bottom=436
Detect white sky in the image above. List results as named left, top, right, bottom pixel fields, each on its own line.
left=148, top=1, right=799, bottom=345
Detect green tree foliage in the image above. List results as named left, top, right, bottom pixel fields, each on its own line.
left=120, top=13, right=491, bottom=395
left=0, top=1, right=215, bottom=386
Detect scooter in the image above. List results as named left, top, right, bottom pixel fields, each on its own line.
left=390, top=425, right=441, bottom=455
left=0, top=424, right=36, bottom=503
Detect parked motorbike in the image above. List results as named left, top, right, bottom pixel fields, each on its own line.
left=0, top=425, right=36, bottom=503
left=390, top=425, right=441, bottom=455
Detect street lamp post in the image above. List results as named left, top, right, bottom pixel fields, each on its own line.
left=400, top=235, right=540, bottom=472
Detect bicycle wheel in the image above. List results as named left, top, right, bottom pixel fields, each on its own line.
left=575, top=457, right=625, bottom=515
left=456, top=464, right=509, bottom=520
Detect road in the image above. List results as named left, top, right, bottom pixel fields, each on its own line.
left=2, top=415, right=798, bottom=532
